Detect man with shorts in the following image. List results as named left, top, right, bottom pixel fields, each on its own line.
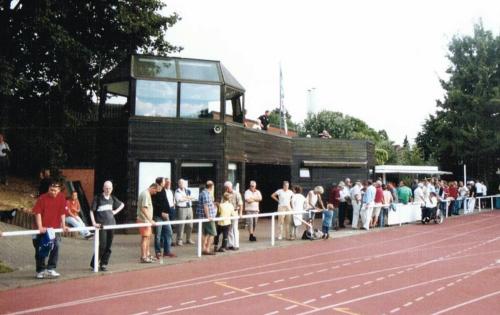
left=197, top=180, right=217, bottom=255
left=271, top=181, right=293, bottom=240
left=244, top=180, right=262, bottom=242
left=137, top=183, right=160, bottom=263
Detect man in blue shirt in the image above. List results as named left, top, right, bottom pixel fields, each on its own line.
left=197, top=180, right=217, bottom=255
left=361, top=180, right=376, bottom=230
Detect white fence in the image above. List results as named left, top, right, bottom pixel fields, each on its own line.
left=1, top=195, right=498, bottom=273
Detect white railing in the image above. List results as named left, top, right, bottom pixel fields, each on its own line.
left=1, top=195, right=498, bottom=273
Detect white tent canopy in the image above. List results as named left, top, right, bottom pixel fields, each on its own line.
left=375, top=165, right=452, bottom=175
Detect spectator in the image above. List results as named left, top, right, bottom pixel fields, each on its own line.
left=337, top=181, right=349, bottom=228
left=225, top=181, right=243, bottom=251
left=422, top=192, right=438, bottom=223
left=388, top=182, right=399, bottom=203
left=244, top=180, right=262, bottom=242
left=319, top=130, right=332, bottom=139
left=372, top=181, right=384, bottom=227
left=164, top=178, right=176, bottom=240
left=397, top=181, right=412, bottom=204
left=456, top=181, right=468, bottom=214
left=448, top=181, right=459, bottom=216
left=214, top=192, right=237, bottom=252
left=258, top=110, right=270, bottom=131
left=0, top=133, right=11, bottom=185
left=197, top=180, right=217, bottom=255
left=152, top=177, right=176, bottom=259
left=174, top=179, right=195, bottom=246
left=360, top=180, right=376, bottom=230
left=328, top=182, right=341, bottom=229
left=291, top=185, right=307, bottom=240
left=380, top=184, right=394, bottom=227
left=137, top=183, right=160, bottom=263
left=306, top=186, right=325, bottom=231
left=90, top=181, right=124, bottom=271
left=38, top=169, right=52, bottom=196
left=271, top=181, right=294, bottom=240
left=32, top=182, right=69, bottom=279
left=350, top=181, right=363, bottom=229
left=322, top=204, right=334, bottom=239
left=65, top=191, right=93, bottom=239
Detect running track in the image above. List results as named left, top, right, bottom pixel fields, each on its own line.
left=1, top=212, right=500, bottom=315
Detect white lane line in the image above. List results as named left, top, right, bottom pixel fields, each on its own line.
left=180, top=300, right=196, bottom=306
left=202, top=296, right=217, bottom=301
left=320, top=294, right=332, bottom=299
left=376, top=277, right=385, bottom=281
left=131, top=312, right=148, bottom=315
left=285, top=305, right=298, bottom=310
left=304, top=272, right=314, bottom=276
left=390, top=308, right=401, bottom=313
left=363, top=281, right=373, bottom=285
left=331, top=266, right=339, bottom=269
left=354, top=260, right=362, bottom=263
left=397, top=271, right=404, bottom=274
left=336, top=289, right=347, bottom=294
left=351, top=285, right=360, bottom=289
left=426, top=292, right=435, bottom=296
left=156, top=306, right=172, bottom=311
left=274, top=279, right=285, bottom=283
left=289, top=276, right=300, bottom=280
left=388, top=274, right=396, bottom=277
left=342, top=262, right=351, bottom=266
left=403, top=302, right=413, bottom=307
left=437, top=287, right=445, bottom=292
left=258, top=283, right=270, bottom=287
left=242, top=287, right=253, bottom=290
left=431, top=290, right=500, bottom=315
left=264, top=311, right=279, bottom=315
left=406, top=268, right=413, bottom=271
left=446, top=283, right=454, bottom=287
left=303, top=299, right=316, bottom=304
left=456, top=279, right=463, bottom=283
left=13, top=217, right=497, bottom=315
left=223, top=291, right=235, bottom=296
left=415, top=296, right=424, bottom=302
left=317, top=268, right=328, bottom=273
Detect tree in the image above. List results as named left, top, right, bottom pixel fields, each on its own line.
left=416, top=23, right=500, bottom=187
left=0, top=0, right=181, bottom=173
left=268, top=108, right=298, bottom=131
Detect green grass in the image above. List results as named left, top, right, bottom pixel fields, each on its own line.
left=0, top=260, right=13, bottom=273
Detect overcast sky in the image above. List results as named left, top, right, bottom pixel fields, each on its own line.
left=162, top=0, right=500, bottom=144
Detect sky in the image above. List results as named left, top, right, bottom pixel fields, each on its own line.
left=162, top=0, right=500, bottom=145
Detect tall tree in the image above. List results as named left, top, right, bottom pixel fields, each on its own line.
left=416, top=23, right=500, bottom=187
left=0, top=0, right=181, bottom=172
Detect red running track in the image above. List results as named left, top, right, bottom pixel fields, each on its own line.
left=1, top=212, right=500, bottom=315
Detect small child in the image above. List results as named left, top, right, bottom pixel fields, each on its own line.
left=214, top=192, right=237, bottom=252
left=322, top=204, right=334, bottom=239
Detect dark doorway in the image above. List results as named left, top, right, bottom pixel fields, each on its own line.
left=245, top=164, right=291, bottom=213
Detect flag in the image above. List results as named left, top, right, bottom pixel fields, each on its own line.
left=279, top=64, right=288, bottom=135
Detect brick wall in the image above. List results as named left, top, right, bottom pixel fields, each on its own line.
left=61, top=169, right=95, bottom=205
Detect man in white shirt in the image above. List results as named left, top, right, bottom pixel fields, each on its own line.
left=271, top=181, right=293, bottom=240
left=164, top=178, right=176, bottom=242
left=174, top=179, right=195, bottom=246
left=244, top=180, right=262, bottom=242
left=350, top=181, right=362, bottom=229
left=225, top=181, right=243, bottom=250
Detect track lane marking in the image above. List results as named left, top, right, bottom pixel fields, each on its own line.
left=431, top=290, right=500, bottom=314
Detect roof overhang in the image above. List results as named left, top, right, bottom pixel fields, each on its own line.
left=303, top=160, right=368, bottom=168
left=375, top=165, right=452, bottom=175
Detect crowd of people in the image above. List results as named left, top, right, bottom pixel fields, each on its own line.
left=6, top=168, right=496, bottom=279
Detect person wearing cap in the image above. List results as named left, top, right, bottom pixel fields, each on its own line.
left=224, top=181, right=243, bottom=250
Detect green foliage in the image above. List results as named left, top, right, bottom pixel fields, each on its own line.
left=268, top=108, right=298, bottom=131
left=416, top=22, right=500, bottom=187
left=375, top=148, right=389, bottom=165
left=0, top=0, right=181, bottom=174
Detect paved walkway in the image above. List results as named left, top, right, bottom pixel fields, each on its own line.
left=0, top=218, right=372, bottom=290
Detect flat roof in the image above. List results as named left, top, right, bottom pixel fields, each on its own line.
left=375, top=165, right=452, bottom=175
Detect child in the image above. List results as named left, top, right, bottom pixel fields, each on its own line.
left=322, top=204, right=334, bottom=239
left=214, top=192, right=237, bottom=252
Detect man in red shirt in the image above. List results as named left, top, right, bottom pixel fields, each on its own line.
left=448, top=181, right=459, bottom=215
left=328, top=183, right=340, bottom=229
left=32, top=182, right=68, bottom=279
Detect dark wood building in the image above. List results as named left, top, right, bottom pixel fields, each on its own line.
left=97, top=55, right=375, bottom=222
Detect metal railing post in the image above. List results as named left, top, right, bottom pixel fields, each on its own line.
left=445, top=200, right=449, bottom=218
left=197, top=221, right=202, bottom=257
left=491, top=196, right=494, bottom=210
left=93, top=228, right=99, bottom=273
left=271, top=214, right=275, bottom=246
left=479, top=197, right=482, bottom=212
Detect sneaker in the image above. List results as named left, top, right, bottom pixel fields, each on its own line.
left=217, top=247, right=225, bottom=252
left=163, top=252, right=177, bottom=258
left=277, top=235, right=283, bottom=240
left=99, top=265, right=108, bottom=272
left=156, top=252, right=162, bottom=260
left=186, top=240, right=195, bottom=245
left=84, top=233, right=94, bottom=240
left=177, top=240, right=183, bottom=246
left=46, top=269, right=60, bottom=277
left=35, top=271, right=46, bottom=279
left=140, top=257, right=153, bottom=263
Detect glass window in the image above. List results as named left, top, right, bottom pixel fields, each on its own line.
left=133, top=57, right=177, bottom=79
left=178, top=60, right=220, bottom=82
left=135, top=80, right=177, bottom=117
left=180, top=83, right=220, bottom=119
